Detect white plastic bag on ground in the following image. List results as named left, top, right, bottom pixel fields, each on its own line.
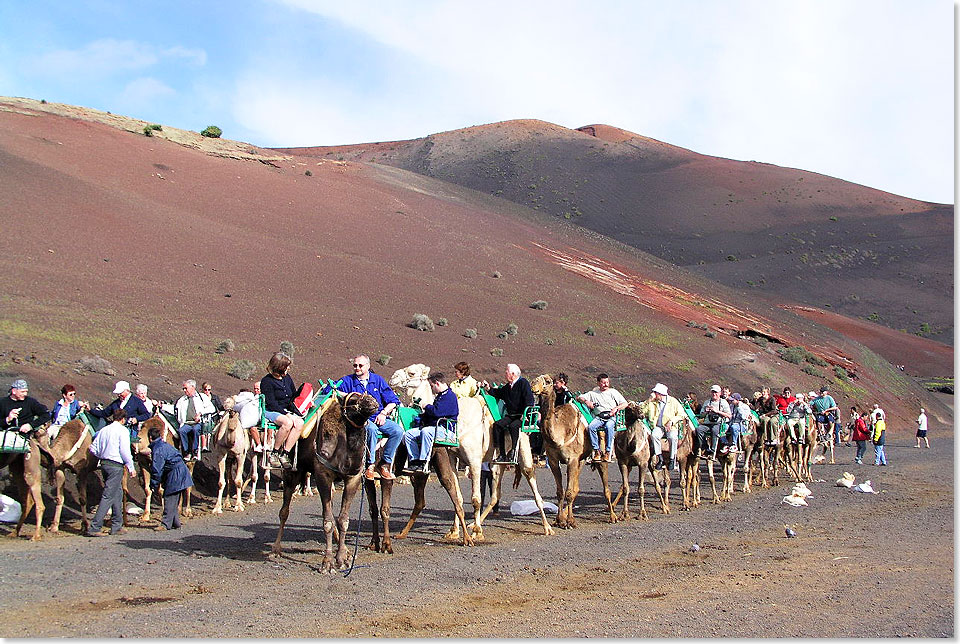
left=813, top=455, right=825, bottom=464
left=837, top=472, right=855, bottom=488
left=853, top=480, right=877, bottom=494
left=126, top=503, right=143, bottom=515
left=782, top=494, right=808, bottom=507
left=791, top=482, right=813, bottom=498
left=510, top=499, right=559, bottom=515
left=0, top=494, right=22, bottom=523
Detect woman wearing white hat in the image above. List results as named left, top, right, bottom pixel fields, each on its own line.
left=645, top=383, right=686, bottom=470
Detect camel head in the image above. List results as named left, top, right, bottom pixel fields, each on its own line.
left=529, top=374, right=554, bottom=395
left=624, top=401, right=644, bottom=426
left=336, top=391, right=380, bottom=428
left=221, top=395, right=236, bottom=411
left=388, top=363, right=430, bottom=389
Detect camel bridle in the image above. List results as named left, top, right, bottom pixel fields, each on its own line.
left=340, top=392, right=369, bottom=429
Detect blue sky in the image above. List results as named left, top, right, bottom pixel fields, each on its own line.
left=0, top=1, right=953, bottom=203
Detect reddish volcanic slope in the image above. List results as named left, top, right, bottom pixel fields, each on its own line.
left=0, top=98, right=951, bottom=429
left=279, top=119, right=953, bottom=347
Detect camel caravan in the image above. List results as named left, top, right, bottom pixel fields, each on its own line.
left=0, top=360, right=858, bottom=573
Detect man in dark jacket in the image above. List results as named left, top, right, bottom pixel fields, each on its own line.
left=402, top=372, right=459, bottom=473
left=0, top=379, right=49, bottom=435
left=147, top=425, right=194, bottom=531
left=481, top=363, right=535, bottom=463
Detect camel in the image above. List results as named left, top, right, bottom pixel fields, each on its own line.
left=272, top=391, right=380, bottom=573
left=388, top=363, right=430, bottom=406
left=209, top=397, right=249, bottom=514
left=0, top=432, right=46, bottom=540
left=528, top=374, right=615, bottom=528
left=41, top=418, right=97, bottom=533
left=610, top=402, right=654, bottom=520
left=757, top=413, right=784, bottom=488
left=649, top=417, right=699, bottom=513
left=386, top=367, right=495, bottom=541
left=739, top=415, right=761, bottom=494
left=816, top=415, right=836, bottom=465
left=784, top=415, right=816, bottom=483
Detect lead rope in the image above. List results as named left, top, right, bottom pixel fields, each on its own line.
left=342, top=422, right=370, bottom=577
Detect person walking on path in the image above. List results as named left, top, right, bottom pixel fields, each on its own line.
left=872, top=414, right=887, bottom=466
left=147, top=424, right=194, bottom=531
left=851, top=407, right=871, bottom=464
left=86, top=408, right=137, bottom=536
left=915, top=408, right=929, bottom=448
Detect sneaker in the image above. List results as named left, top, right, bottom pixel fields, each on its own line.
left=267, top=452, right=282, bottom=468
left=604, top=452, right=613, bottom=462
left=652, top=454, right=664, bottom=470
left=154, top=525, right=167, bottom=532
left=86, top=531, right=109, bottom=538
left=363, top=466, right=377, bottom=481
left=592, top=450, right=602, bottom=462
left=377, top=464, right=396, bottom=480
left=113, top=527, right=128, bottom=535
left=278, top=451, right=293, bottom=470
left=253, top=444, right=263, bottom=453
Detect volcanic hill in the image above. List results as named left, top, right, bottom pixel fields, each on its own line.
left=0, top=97, right=951, bottom=429
left=280, top=120, right=954, bottom=347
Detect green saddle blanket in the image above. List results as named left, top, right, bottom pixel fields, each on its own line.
left=0, top=430, right=29, bottom=453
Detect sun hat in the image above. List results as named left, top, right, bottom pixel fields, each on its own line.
left=652, top=383, right=668, bottom=396
left=710, top=384, right=722, bottom=393
left=113, top=380, right=131, bottom=394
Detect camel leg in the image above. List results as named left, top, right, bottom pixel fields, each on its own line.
left=638, top=464, right=650, bottom=520
left=364, top=479, right=382, bottom=553
left=475, top=463, right=506, bottom=532
left=397, top=474, right=428, bottom=539
left=560, top=458, right=583, bottom=529
left=11, top=455, right=44, bottom=541
left=213, top=453, right=228, bottom=514
left=50, top=468, right=66, bottom=533
left=303, top=472, right=314, bottom=496
left=271, top=472, right=299, bottom=556
left=518, top=441, right=554, bottom=536
left=233, top=452, right=246, bottom=512
left=378, top=479, right=394, bottom=554
left=593, top=458, right=618, bottom=523
left=264, top=467, right=273, bottom=503
left=434, top=452, right=473, bottom=546
left=613, top=462, right=630, bottom=521
left=246, top=456, right=259, bottom=504
left=546, top=457, right=569, bottom=527
left=77, top=464, right=89, bottom=533
left=140, top=466, right=153, bottom=523
left=181, top=462, right=195, bottom=517
left=333, top=474, right=361, bottom=570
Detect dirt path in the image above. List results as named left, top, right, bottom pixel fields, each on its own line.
left=0, top=431, right=952, bottom=638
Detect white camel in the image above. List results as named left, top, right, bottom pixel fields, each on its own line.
left=210, top=397, right=249, bottom=514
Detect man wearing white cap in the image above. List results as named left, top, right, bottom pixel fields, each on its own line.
left=695, top=385, right=731, bottom=459
left=88, top=380, right=151, bottom=442
left=915, top=408, right=929, bottom=448
left=0, top=379, right=49, bottom=436
left=645, top=383, right=686, bottom=471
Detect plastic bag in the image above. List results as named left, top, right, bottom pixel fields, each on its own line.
left=510, top=499, right=559, bottom=515
left=0, top=494, right=22, bottom=523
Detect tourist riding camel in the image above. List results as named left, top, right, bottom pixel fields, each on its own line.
left=401, top=372, right=459, bottom=473
left=480, top=363, right=535, bottom=464
left=645, top=382, right=686, bottom=471
left=87, top=380, right=151, bottom=443
left=260, top=352, right=305, bottom=470
left=696, top=385, right=731, bottom=459
left=576, top=373, right=629, bottom=463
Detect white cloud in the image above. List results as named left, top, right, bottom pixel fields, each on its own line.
left=29, top=38, right=207, bottom=81
left=118, top=76, right=176, bottom=108
left=162, top=46, right=207, bottom=67
left=254, top=0, right=952, bottom=201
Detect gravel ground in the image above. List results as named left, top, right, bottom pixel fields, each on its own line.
left=0, top=430, right=952, bottom=638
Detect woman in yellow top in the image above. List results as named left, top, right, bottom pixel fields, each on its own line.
left=450, top=361, right=480, bottom=398
left=872, top=416, right=887, bottom=466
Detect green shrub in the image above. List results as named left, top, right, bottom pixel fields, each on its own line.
left=436, top=317, right=448, bottom=327
left=490, top=347, right=504, bottom=357
left=833, top=366, right=849, bottom=381
left=584, top=326, right=596, bottom=336
left=463, top=328, right=477, bottom=339
left=228, top=359, right=256, bottom=380
left=505, top=323, right=518, bottom=336
left=304, top=170, right=312, bottom=176
left=779, top=346, right=807, bottom=364
left=377, top=354, right=391, bottom=366
left=214, top=339, right=235, bottom=354
left=492, top=271, right=502, bottom=279
left=200, top=125, right=222, bottom=138
left=496, top=331, right=508, bottom=339
left=410, top=313, right=435, bottom=331
left=545, top=338, right=555, bottom=346
left=530, top=300, right=548, bottom=310
left=142, top=124, right=162, bottom=136
left=280, top=340, right=295, bottom=357
left=801, top=364, right=823, bottom=377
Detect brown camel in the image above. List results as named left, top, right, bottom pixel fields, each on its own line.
left=739, top=416, right=761, bottom=494
left=41, top=418, right=97, bottom=533
left=272, top=391, right=379, bottom=573
left=650, top=418, right=698, bottom=513
left=372, top=439, right=475, bottom=551
left=610, top=401, right=654, bottom=521
left=757, top=413, right=784, bottom=488
left=1, top=433, right=46, bottom=540
left=210, top=397, right=249, bottom=514
left=528, top=374, right=616, bottom=528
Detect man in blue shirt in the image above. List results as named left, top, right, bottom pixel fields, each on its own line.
left=811, top=385, right=840, bottom=445
left=403, top=372, right=459, bottom=473
left=329, top=355, right=403, bottom=481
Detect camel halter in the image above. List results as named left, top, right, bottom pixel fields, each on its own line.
left=340, top=392, right=367, bottom=429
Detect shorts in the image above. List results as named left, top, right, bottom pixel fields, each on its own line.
left=916, top=429, right=927, bottom=438
left=264, top=410, right=284, bottom=423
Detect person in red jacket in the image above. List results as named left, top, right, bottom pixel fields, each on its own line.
left=774, top=387, right=795, bottom=414
left=850, top=406, right=871, bottom=464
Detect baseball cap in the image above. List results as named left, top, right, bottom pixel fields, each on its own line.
left=710, top=384, right=722, bottom=393
left=732, top=393, right=742, bottom=401
left=10, top=378, right=28, bottom=390
left=652, top=383, right=668, bottom=396
left=113, top=380, right=131, bottom=394
left=820, top=385, right=829, bottom=393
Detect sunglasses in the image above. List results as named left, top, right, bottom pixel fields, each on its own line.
left=353, top=363, right=366, bottom=368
